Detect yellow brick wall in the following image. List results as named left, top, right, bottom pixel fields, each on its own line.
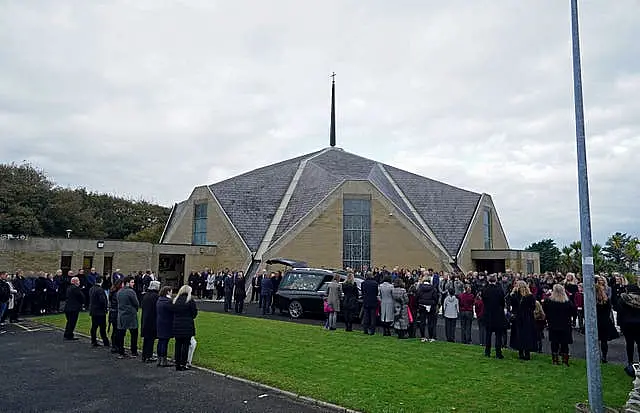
left=458, top=197, right=509, bottom=272
left=267, top=196, right=342, bottom=268
left=162, top=186, right=251, bottom=272
left=371, top=198, right=442, bottom=270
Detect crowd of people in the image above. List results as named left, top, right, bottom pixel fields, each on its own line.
left=3, top=265, right=640, bottom=380
left=0, top=269, right=199, bottom=372
left=313, top=267, right=640, bottom=378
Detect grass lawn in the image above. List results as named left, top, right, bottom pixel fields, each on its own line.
left=36, top=312, right=630, bottom=413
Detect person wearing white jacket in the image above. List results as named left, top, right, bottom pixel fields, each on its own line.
left=443, top=289, right=459, bottom=342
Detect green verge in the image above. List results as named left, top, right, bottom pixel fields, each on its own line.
left=36, top=312, right=630, bottom=413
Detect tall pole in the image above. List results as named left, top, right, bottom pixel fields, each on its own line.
left=570, top=1, right=603, bottom=412
left=330, top=72, right=336, bottom=147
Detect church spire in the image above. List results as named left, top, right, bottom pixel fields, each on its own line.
left=329, top=72, right=336, bottom=147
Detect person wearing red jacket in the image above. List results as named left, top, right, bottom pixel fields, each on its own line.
left=458, top=285, right=475, bottom=344
left=574, top=284, right=585, bottom=333
left=474, top=292, right=485, bottom=346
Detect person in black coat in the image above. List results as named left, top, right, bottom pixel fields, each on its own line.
left=509, top=281, right=538, bottom=360
left=361, top=272, right=379, bottom=335
left=342, top=274, right=359, bottom=332
left=616, top=282, right=640, bottom=376
left=234, top=273, right=246, bottom=314
left=223, top=273, right=234, bottom=312
left=481, top=276, right=506, bottom=359
left=596, top=277, right=619, bottom=363
left=172, top=285, right=198, bottom=371
left=89, top=276, right=110, bottom=347
left=108, top=279, right=123, bottom=353
left=141, top=281, right=160, bottom=363
left=63, top=277, right=85, bottom=340
left=543, top=284, right=577, bottom=366
left=415, top=276, right=438, bottom=341
left=156, top=286, right=174, bottom=367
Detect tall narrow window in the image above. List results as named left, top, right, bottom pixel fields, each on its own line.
left=483, top=207, right=493, bottom=249
left=342, top=197, right=371, bottom=270
left=193, top=203, right=207, bottom=245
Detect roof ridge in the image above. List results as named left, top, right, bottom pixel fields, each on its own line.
left=209, top=149, right=323, bottom=187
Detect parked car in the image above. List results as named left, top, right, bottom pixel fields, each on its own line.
left=275, top=267, right=362, bottom=319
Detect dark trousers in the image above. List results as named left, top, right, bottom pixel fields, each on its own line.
left=601, top=340, right=609, bottom=360
left=258, top=292, right=264, bottom=308
left=174, top=337, right=190, bottom=367
left=109, top=321, right=118, bottom=349
left=142, top=336, right=156, bottom=360
left=459, top=311, right=473, bottom=344
left=623, top=326, right=640, bottom=365
left=117, top=328, right=138, bottom=355
left=235, top=298, right=244, bottom=313
left=216, top=286, right=224, bottom=300
left=261, top=294, right=272, bottom=314
left=445, top=317, right=457, bottom=342
left=550, top=341, right=569, bottom=354
left=362, top=307, right=377, bottom=334
left=251, top=288, right=260, bottom=302
left=477, top=320, right=486, bottom=345
left=343, top=309, right=354, bottom=331
left=485, top=329, right=504, bottom=356
left=47, top=293, right=58, bottom=313
left=157, top=338, right=169, bottom=357
left=427, top=312, right=437, bottom=339
left=90, top=314, right=109, bottom=345
left=224, top=292, right=233, bottom=312
left=64, top=311, right=79, bottom=339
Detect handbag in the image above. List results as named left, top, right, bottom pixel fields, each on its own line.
left=407, top=308, right=414, bottom=323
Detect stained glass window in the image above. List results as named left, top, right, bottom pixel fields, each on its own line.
left=342, top=198, right=371, bottom=270
left=193, top=203, right=208, bottom=245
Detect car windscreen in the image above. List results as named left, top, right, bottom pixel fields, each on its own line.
left=278, top=271, right=327, bottom=291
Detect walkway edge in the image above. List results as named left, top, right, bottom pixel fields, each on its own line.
left=35, top=321, right=362, bottom=413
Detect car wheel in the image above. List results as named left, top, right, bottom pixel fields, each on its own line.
left=288, top=300, right=303, bottom=319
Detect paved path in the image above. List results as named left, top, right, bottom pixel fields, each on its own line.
left=197, top=299, right=629, bottom=364
left=0, top=320, right=333, bottom=413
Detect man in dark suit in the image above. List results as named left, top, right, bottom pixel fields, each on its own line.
left=481, top=275, right=506, bottom=359
left=361, top=271, right=379, bottom=335
left=89, top=276, right=109, bottom=347
left=64, top=276, right=85, bottom=341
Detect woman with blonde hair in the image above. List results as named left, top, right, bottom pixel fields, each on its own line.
left=596, top=276, right=618, bottom=363
left=325, top=274, right=342, bottom=331
left=543, top=284, right=577, bottom=365
left=509, top=281, right=537, bottom=360
left=172, top=285, right=198, bottom=371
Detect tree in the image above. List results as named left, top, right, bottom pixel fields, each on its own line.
left=559, top=240, right=611, bottom=274
left=525, top=239, right=560, bottom=272
left=0, top=162, right=170, bottom=241
left=604, top=232, right=640, bottom=273
left=125, top=223, right=165, bottom=243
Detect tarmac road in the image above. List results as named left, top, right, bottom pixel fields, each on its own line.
left=0, top=320, right=334, bottom=413
left=197, top=298, right=629, bottom=365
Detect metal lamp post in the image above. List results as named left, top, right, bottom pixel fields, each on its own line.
left=570, top=0, right=603, bottom=412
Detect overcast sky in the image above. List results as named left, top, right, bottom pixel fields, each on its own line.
left=1, top=0, right=638, bottom=249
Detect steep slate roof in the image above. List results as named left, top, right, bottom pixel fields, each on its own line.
left=207, top=147, right=482, bottom=257
left=209, top=152, right=321, bottom=252
left=384, top=165, right=482, bottom=255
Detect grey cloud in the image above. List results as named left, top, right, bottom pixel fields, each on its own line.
left=0, top=0, right=638, bottom=250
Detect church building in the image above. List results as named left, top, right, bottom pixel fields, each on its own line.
left=160, top=77, right=539, bottom=279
